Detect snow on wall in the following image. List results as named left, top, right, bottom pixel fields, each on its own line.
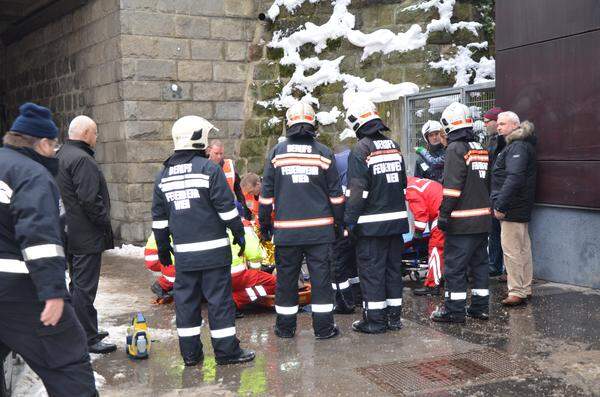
left=261, top=0, right=495, bottom=132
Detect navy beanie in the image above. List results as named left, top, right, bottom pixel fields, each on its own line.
left=10, top=102, right=58, bottom=139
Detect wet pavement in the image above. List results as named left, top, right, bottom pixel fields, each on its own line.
left=89, top=253, right=600, bottom=396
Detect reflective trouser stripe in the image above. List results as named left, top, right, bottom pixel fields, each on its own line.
left=22, top=244, right=64, bottom=261
left=331, top=280, right=350, bottom=290
left=210, top=327, right=236, bottom=339
left=275, top=305, right=298, bottom=315
left=414, top=220, right=427, bottom=229
left=357, top=211, right=407, bottom=224
left=145, top=254, right=158, bottom=261
left=349, top=277, right=360, bottom=284
left=177, top=326, right=201, bottom=337
left=430, top=247, right=441, bottom=285
left=218, top=208, right=239, bottom=221
left=386, top=298, right=402, bottom=307
left=472, top=289, right=489, bottom=296
left=0, top=259, right=28, bottom=274
left=312, top=303, right=334, bottom=313
left=246, top=287, right=257, bottom=301
left=164, top=275, right=175, bottom=282
left=431, top=218, right=438, bottom=230
left=152, top=220, right=168, bottom=229
left=231, top=264, right=246, bottom=274
left=364, top=301, right=387, bottom=310
left=445, top=291, right=467, bottom=300
left=255, top=285, right=267, bottom=296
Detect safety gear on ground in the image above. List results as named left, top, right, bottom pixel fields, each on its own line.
left=440, top=134, right=491, bottom=235
left=286, top=102, right=316, bottom=127
left=345, top=99, right=380, bottom=132
left=259, top=129, right=344, bottom=246
left=274, top=244, right=336, bottom=338
left=126, top=312, right=151, bottom=359
left=440, top=233, right=489, bottom=319
left=421, top=120, right=443, bottom=141
left=171, top=115, right=217, bottom=151
left=440, top=102, right=473, bottom=134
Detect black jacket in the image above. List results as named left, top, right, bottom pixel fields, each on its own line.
left=259, top=123, right=344, bottom=246
left=152, top=151, right=244, bottom=270
left=414, top=144, right=445, bottom=183
left=56, top=140, right=114, bottom=254
left=344, top=120, right=409, bottom=237
left=0, top=146, right=69, bottom=302
left=491, top=121, right=537, bottom=222
left=440, top=128, right=491, bottom=235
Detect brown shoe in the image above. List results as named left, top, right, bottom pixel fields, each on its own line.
left=499, top=274, right=508, bottom=282
left=502, top=295, right=526, bottom=306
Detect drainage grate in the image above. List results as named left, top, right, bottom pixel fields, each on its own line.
left=357, top=348, right=536, bottom=395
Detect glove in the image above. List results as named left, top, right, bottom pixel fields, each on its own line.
left=415, top=146, right=427, bottom=155
left=345, top=223, right=357, bottom=242
left=233, top=234, right=246, bottom=257
left=242, top=205, right=253, bottom=221
left=259, top=224, right=273, bottom=242
left=413, top=229, right=423, bottom=240
left=437, top=216, right=449, bottom=232
left=158, top=247, right=173, bottom=267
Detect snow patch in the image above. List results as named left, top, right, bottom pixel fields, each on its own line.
left=339, top=128, right=356, bottom=141
left=429, top=42, right=495, bottom=87
left=106, top=244, right=144, bottom=258
left=94, top=372, right=106, bottom=389
left=316, top=106, right=342, bottom=125
left=267, top=116, right=282, bottom=127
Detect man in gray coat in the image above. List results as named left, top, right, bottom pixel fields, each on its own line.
left=56, top=115, right=116, bottom=354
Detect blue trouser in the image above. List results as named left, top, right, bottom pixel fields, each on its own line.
left=488, top=217, right=504, bottom=274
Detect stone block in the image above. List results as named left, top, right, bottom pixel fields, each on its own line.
left=178, top=60, right=213, bottom=81
left=178, top=101, right=214, bottom=118
left=128, top=162, right=163, bottom=183
left=175, top=16, right=211, bottom=39
left=224, top=121, right=245, bottom=139
left=121, top=81, right=162, bottom=101
left=120, top=0, right=159, bottom=11
left=215, top=101, right=244, bottom=120
left=142, top=183, right=155, bottom=198
left=128, top=140, right=172, bottom=162
left=102, top=141, right=129, bottom=163
left=162, top=82, right=193, bottom=101
left=225, top=41, right=248, bottom=62
left=223, top=0, right=255, bottom=17
left=225, top=83, right=246, bottom=100
left=210, top=18, right=246, bottom=40
left=124, top=101, right=178, bottom=120
left=120, top=221, right=147, bottom=243
left=213, top=62, right=249, bottom=82
left=189, top=0, right=225, bottom=16
left=97, top=122, right=125, bottom=143
left=124, top=120, right=168, bottom=140
left=109, top=200, right=128, bottom=221
left=90, top=83, right=120, bottom=105
left=127, top=184, right=143, bottom=203
left=192, top=82, right=227, bottom=101
left=120, top=11, right=175, bottom=37
left=156, top=0, right=191, bottom=14
left=92, top=101, right=123, bottom=124
left=191, top=40, right=224, bottom=60
left=135, top=59, right=177, bottom=80
left=102, top=163, right=129, bottom=183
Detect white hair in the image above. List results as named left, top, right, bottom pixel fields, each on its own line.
left=498, top=111, right=520, bottom=125
left=68, top=115, right=96, bottom=138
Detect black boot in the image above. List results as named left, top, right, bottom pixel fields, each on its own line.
left=466, top=307, right=489, bottom=320
left=352, top=310, right=387, bottom=334
left=413, top=285, right=440, bottom=296
left=216, top=349, right=255, bottom=365
left=315, top=324, right=340, bottom=340
left=151, top=281, right=169, bottom=299
left=89, top=341, right=117, bottom=354
left=274, top=314, right=296, bottom=338
left=430, top=306, right=465, bottom=324
left=387, top=307, right=403, bottom=331
left=183, top=352, right=204, bottom=366
left=334, top=288, right=355, bottom=314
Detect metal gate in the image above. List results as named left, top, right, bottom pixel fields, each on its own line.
left=403, top=82, right=495, bottom=174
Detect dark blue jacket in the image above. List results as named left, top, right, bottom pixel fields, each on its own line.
left=0, top=146, right=69, bottom=302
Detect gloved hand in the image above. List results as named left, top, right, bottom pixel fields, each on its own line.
left=233, top=234, right=246, bottom=257
left=437, top=217, right=449, bottom=232
left=260, top=224, right=273, bottom=242
left=415, top=146, right=427, bottom=155
left=158, top=247, right=173, bottom=267
left=346, top=223, right=357, bottom=242
left=242, top=205, right=253, bottom=221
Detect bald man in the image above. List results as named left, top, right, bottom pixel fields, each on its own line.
left=56, top=116, right=116, bottom=354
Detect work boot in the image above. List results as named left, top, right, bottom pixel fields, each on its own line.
left=183, top=352, right=204, bottom=367
left=151, top=281, right=169, bottom=299
left=430, top=306, right=465, bottom=324
left=387, top=307, right=403, bottom=331
left=235, top=309, right=245, bottom=319
left=502, top=295, right=525, bottom=306
left=465, top=307, right=489, bottom=320
left=352, top=319, right=387, bottom=334
left=216, top=349, right=255, bottom=365
left=89, top=341, right=117, bottom=354
left=315, top=324, right=340, bottom=340
left=97, top=330, right=109, bottom=341
left=274, top=326, right=295, bottom=338
left=413, top=285, right=440, bottom=296
left=334, top=290, right=355, bottom=314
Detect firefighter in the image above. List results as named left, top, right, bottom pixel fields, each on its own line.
left=414, top=120, right=446, bottom=183
left=0, top=103, right=96, bottom=396
left=406, top=176, right=445, bottom=296
left=151, top=115, right=255, bottom=366
left=259, top=101, right=344, bottom=340
left=330, top=146, right=358, bottom=314
left=344, top=98, right=409, bottom=334
left=431, top=102, right=492, bottom=323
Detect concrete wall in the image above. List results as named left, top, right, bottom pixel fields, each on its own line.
left=530, top=206, right=600, bottom=289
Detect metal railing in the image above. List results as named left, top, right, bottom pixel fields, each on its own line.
left=403, top=82, right=496, bottom=175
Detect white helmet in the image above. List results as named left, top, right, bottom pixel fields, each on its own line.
left=421, top=120, right=443, bottom=141
left=345, top=99, right=380, bottom=132
left=171, top=116, right=217, bottom=151
left=286, top=102, right=316, bottom=127
left=440, top=102, right=473, bottom=134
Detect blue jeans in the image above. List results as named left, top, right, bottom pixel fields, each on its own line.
left=488, top=217, right=504, bottom=274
